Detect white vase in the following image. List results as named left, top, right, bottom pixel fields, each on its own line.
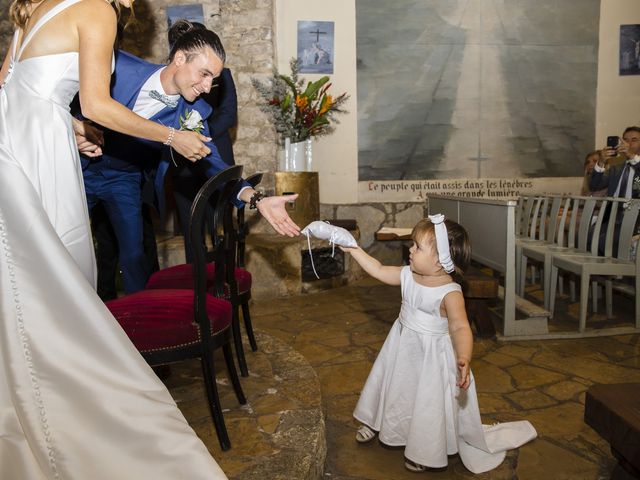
left=279, top=138, right=313, bottom=172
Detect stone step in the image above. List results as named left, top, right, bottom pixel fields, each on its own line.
left=497, top=286, right=550, bottom=336
left=165, top=331, right=326, bottom=480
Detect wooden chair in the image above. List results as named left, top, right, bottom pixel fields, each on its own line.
left=519, top=196, right=603, bottom=311
left=548, top=198, right=640, bottom=332
left=145, top=169, right=261, bottom=377
left=515, top=196, right=544, bottom=294
left=516, top=195, right=563, bottom=297
left=106, top=166, right=246, bottom=451
left=231, top=172, right=264, bottom=354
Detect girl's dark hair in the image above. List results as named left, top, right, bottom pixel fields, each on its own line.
left=168, top=19, right=226, bottom=63
left=411, top=218, right=472, bottom=278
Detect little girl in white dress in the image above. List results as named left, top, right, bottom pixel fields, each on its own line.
left=344, top=215, right=537, bottom=473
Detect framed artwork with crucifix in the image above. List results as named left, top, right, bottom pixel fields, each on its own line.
left=297, top=21, right=335, bottom=74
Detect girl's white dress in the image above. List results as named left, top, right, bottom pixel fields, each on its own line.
left=353, top=266, right=536, bottom=473
left=0, top=1, right=227, bottom=478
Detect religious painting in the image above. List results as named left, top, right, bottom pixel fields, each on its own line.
left=297, top=21, right=335, bottom=74
left=166, top=4, right=204, bottom=28
left=356, top=0, right=600, bottom=186
left=619, top=25, right=640, bottom=76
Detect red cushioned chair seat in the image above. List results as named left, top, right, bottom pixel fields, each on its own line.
left=106, top=289, right=232, bottom=352
left=145, top=263, right=252, bottom=293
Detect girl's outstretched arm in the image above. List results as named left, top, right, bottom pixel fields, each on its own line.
left=343, top=246, right=402, bottom=286
left=444, top=290, right=473, bottom=389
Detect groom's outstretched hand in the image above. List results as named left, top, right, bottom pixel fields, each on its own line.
left=172, top=130, right=212, bottom=162
left=256, top=195, right=301, bottom=237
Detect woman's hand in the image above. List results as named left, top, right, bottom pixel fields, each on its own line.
left=73, top=118, right=104, bottom=157
left=171, top=130, right=211, bottom=162
left=457, top=357, right=471, bottom=389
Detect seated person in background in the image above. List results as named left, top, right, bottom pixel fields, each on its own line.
left=590, top=126, right=640, bottom=199
left=581, top=150, right=607, bottom=196
left=589, top=126, right=640, bottom=255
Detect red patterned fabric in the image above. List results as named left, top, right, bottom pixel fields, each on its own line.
left=106, top=289, right=232, bottom=352
left=145, top=263, right=252, bottom=293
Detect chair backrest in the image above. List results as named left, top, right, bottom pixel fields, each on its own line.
left=554, top=196, right=572, bottom=247
left=189, top=165, right=244, bottom=342
left=235, top=172, right=263, bottom=268
left=602, top=198, right=640, bottom=260
left=544, top=195, right=564, bottom=243
left=515, top=196, right=534, bottom=237
left=516, top=196, right=545, bottom=238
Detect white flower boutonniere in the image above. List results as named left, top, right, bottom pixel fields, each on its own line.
left=179, top=109, right=204, bottom=133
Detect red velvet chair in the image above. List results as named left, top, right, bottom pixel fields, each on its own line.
left=106, top=166, right=245, bottom=451
left=145, top=172, right=263, bottom=377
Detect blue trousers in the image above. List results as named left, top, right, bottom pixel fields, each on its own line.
left=84, top=168, right=150, bottom=294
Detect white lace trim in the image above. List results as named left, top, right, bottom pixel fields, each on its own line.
left=0, top=208, right=60, bottom=479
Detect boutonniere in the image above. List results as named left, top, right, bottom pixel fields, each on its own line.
left=179, top=109, right=204, bottom=133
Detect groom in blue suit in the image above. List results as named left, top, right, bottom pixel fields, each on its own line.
left=80, top=23, right=299, bottom=295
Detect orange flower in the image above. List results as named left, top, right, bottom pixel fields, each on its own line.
left=295, top=95, right=308, bottom=110
left=319, top=95, right=333, bottom=115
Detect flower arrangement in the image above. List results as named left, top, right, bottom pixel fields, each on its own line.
left=252, top=58, right=349, bottom=144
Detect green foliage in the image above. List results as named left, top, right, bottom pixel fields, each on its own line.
left=252, top=58, right=349, bottom=143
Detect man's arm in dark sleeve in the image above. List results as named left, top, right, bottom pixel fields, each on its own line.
left=207, top=68, right=238, bottom=140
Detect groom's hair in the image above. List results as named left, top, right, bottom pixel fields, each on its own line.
left=168, top=20, right=226, bottom=64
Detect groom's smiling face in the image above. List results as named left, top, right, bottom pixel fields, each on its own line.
left=172, top=47, right=223, bottom=102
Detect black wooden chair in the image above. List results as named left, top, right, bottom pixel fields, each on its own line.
left=106, top=166, right=246, bottom=451
left=230, top=172, right=263, bottom=356
left=146, top=171, right=264, bottom=377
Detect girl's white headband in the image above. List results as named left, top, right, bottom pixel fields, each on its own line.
left=427, top=214, right=455, bottom=274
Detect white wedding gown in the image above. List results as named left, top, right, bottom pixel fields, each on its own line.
left=0, top=1, right=227, bottom=478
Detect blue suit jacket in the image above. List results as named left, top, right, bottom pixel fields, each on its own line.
left=590, top=162, right=639, bottom=198
left=83, top=50, right=246, bottom=215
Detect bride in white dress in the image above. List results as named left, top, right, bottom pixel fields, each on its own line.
left=0, top=0, right=227, bottom=478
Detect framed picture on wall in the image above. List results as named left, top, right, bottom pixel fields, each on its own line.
left=619, top=24, right=640, bottom=75
left=297, top=21, right=335, bottom=74
left=166, top=4, right=204, bottom=29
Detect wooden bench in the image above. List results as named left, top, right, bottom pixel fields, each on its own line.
left=375, top=228, right=498, bottom=337
left=585, top=383, right=640, bottom=479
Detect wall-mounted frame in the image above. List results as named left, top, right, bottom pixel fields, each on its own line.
left=620, top=24, right=640, bottom=76
left=297, top=21, right=335, bottom=74
left=166, top=4, right=205, bottom=29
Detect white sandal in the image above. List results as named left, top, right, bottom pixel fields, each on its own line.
left=404, top=459, right=427, bottom=472
left=355, top=424, right=376, bottom=443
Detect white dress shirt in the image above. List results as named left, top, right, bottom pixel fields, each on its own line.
left=133, top=68, right=180, bottom=119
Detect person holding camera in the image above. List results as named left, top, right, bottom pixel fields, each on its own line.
left=589, top=126, right=640, bottom=255
left=589, top=126, right=640, bottom=199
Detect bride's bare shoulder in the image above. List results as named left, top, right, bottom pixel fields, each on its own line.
left=73, top=0, right=117, bottom=19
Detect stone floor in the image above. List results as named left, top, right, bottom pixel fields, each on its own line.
left=165, top=277, right=639, bottom=480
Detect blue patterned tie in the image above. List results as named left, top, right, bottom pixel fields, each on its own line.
left=149, top=90, right=178, bottom=109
